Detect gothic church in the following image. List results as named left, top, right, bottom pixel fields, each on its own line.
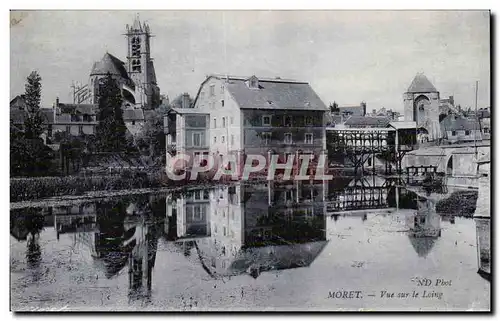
left=82, top=15, right=161, bottom=110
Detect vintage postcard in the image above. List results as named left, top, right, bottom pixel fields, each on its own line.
left=9, top=10, right=491, bottom=311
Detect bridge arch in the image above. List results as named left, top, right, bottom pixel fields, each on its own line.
left=445, top=154, right=453, bottom=175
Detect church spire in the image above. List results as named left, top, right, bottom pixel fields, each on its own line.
left=131, top=13, right=142, bottom=32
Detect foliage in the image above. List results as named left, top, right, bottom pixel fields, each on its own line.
left=23, top=71, right=44, bottom=139
left=10, top=171, right=168, bottom=202
left=134, top=109, right=167, bottom=166
left=436, top=190, right=478, bottom=217
left=10, top=133, right=56, bottom=177
left=95, top=73, right=127, bottom=152
left=171, top=93, right=194, bottom=108
left=10, top=71, right=57, bottom=177
left=329, top=101, right=339, bottom=113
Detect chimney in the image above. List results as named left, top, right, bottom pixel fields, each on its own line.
left=181, top=93, right=190, bottom=109
left=361, top=102, right=367, bottom=116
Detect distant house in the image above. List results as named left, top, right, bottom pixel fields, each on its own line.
left=10, top=95, right=55, bottom=142
left=53, top=101, right=98, bottom=137
left=337, top=103, right=366, bottom=117
left=343, top=115, right=391, bottom=128
left=439, top=114, right=482, bottom=143
left=477, top=108, right=491, bottom=140
left=329, top=102, right=366, bottom=125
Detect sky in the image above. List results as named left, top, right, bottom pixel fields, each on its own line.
left=10, top=10, right=490, bottom=112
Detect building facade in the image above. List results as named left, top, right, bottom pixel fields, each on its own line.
left=403, top=73, right=442, bottom=141
left=439, top=114, right=482, bottom=143
left=166, top=75, right=329, bottom=172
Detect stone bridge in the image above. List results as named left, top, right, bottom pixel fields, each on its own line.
left=402, top=141, right=490, bottom=178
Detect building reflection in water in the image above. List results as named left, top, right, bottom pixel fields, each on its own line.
left=49, top=196, right=165, bottom=303
left=405, top=196, right=441, bottom=258
left=169, top=181, right=328, bottom=279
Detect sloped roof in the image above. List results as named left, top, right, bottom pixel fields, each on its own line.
left=229, top=241, right=328, bottom=277
left=440, top=114, right=480, bottom=131
left=10, top=109, right=54, bottom=124
left=147, top=61, right=157, bottom=84
left=10, top=95, right=26, bottom=109
left=338, top=105, right=364, bottom=114
left=90, top=53, right=130, bottom=80
left=407, top=74, right=438, bottom=93
left=58, top=103, right=97, bottom=115
left=344, top=116, right=391, bottom=127
left=204, top=75, right=328, bottom=111
left=408, top=235, right=438, bottom=257
left=389, top=121, right=417, bottom=129
left=123, top=109, right=144, bottom=121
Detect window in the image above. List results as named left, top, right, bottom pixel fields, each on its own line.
left=214, top=136, right=217, bottom=143
left=262, top=115, right=271, bottom=126
left=131, top=59, right=141, bottom=72
left=223, top=226, right=227, bottom=236
left=193, top=206, right=203, bottom=221
left=221, top=100, right=224, bottom=107
left=222, top=117, right=226, bottom=128
left=221, top=85, right=225, bottom=94
left=210, top=85, right=215, bottom=96
left=284, top=116, right=292, bottom=127
left=484, top=127, right=490, bottom=133
left=213, top=118, right=217, bottom=128
left=451, top=130, right=456, bottom=136
left=66, top=125, right=71, bottom=133
left=284, top=133, right=292, bottom=144
left=222, top=136, right=225, bottom=143
left=131, top=120, right=136, bottom=125
left=465, top=130, right=471, bottom=135
left=306, top=116, right=313, bottom=126
left=231, top=135, right=235, bottom=146
left=305, top=133, right=313, bottom=144
left=79, top=125, right=83, bottom=135
left=193, top=133, right=201, bottom=147
left=262, top=132, right=272, bottom=145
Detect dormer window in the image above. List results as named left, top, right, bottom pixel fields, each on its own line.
left=245, top=75, right=259, bottom=89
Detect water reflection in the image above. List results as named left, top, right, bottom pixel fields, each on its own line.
left=39, top=196, right=166, bottom=303
left=168, top=181, right=328, bottom=279
left=11, top=175, right=479, bottom=310
left=406, top=196, right=441, bottom=257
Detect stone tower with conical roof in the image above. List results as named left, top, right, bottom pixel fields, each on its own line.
left=403, top=73, right=442, bottom=141
left=125, top=14, right=160, bottom=109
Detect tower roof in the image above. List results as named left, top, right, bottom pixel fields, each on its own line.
left=131, top=14, right=142, bottom=31
left=90, top=53, right=130, bottom=80
left=407, top=73, right=438, bottom=93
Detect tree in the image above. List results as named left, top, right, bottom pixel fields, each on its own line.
left=134, top=109, right=166, bottom=166
left=10, top=72, right=56, bottom=177
left=95, top=73, right=127, bottom=152
left=171, top=93, right=194, bottom=109
left=329, top=101, right=339, bottom=113
left=24, top=71, right=44, bottom=139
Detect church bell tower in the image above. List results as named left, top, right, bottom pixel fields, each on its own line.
left=125, top=14, right=160, bottom=109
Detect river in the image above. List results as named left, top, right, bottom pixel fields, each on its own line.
left=10, top=176, right=490, bottom=311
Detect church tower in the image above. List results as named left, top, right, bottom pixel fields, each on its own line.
left=403, top=73, right=442, bottom=141
left=125, top=15, right=160, bottom=109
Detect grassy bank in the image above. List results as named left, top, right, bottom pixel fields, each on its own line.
left=10, top=171, right=172, bottom=203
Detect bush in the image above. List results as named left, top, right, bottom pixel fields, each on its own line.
left=436, top=190, right=478, bottom=217
left=10, top=172, right=167, bottom=202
